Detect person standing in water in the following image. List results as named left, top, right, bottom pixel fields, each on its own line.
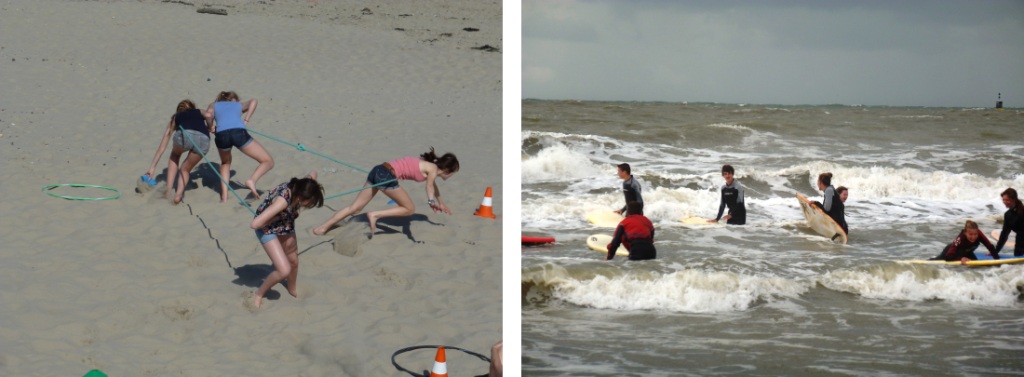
left=812, top=172, right=846, bottom=234
left=613, top=163, right=643, bottom=216
left=606, top=201, right=656, bottom=261
left=835, top=186, right=850, bottom=235
left=709, top=164, right=746, bottom=225
left=994, top=188, right=1024, bottom=257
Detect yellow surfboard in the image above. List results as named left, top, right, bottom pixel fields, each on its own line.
left=586, top=234, right=629, bottom=256
left=796, top=193, right=848, bottom=244
left=586, top=211, right=623, bottom=228
left=897, top=256, right=1024, bottom=267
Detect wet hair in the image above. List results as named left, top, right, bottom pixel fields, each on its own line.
left=626, top=201, right=644, bottom=216
left=1002, top=188, right=1024, bottom=215
left=421, top=147, right=460, bottom=174
left=216, top=91, right=240, bottom=102
left=722, top=164, right=735, bottom=175
left=176, top=99, right=196, bottom=113
left=287, top=177, right=324, bottom=213
left=836, top=186, right=848, bottom=195
left=963, top=220, right=979, bottom=231
left=617, top=163, right=631, bottom=175
left=818, top=172, right=833, bottom=186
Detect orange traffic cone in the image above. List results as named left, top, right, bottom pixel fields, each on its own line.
left=473, top=187, right=497, bottom=219
left=429, top=347, right=448, bottom=377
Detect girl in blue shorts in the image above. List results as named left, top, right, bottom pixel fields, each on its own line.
left=250, top=171, right=324, bottom=309
left=205, top=91, right=275, bottom=202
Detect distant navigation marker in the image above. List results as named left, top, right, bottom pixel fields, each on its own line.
left=996, top=93, right=1003, bottom=110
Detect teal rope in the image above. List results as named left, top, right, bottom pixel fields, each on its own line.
left=245, top=128, right=399, bottom=199
left=324, top=179, right=397, bottom=201
left=180, top=127, right=257, bottom=215
left=247, top=129, right=370, bottom=173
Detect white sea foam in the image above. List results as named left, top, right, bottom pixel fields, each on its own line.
left=553, top=269, right=811, bottom=313
left=818, top=266, right=1024, bottom=307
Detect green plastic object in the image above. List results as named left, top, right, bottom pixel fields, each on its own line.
left=83, top=370, right=108, bottom=377
left=41, top=184, right=121, bottom=201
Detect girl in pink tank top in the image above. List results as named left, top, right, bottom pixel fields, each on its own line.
left=312, top=147, right=460, bottom=237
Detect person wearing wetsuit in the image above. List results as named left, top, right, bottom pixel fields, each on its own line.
left=607, top=201, right=656, bottom=261
left=929, top=220, right=995, bottom=262
left=614, top=163, right=643, bottom=215
left=834, top=186, right=849, bottom=235
left=711, top=164, right=746, bottom=225
left=813, top=172, right=847, bottom=235
left=994, top=188, right=1024, bottom=257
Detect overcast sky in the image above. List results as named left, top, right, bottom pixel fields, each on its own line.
left=522, top=0, right=1024, bottom=107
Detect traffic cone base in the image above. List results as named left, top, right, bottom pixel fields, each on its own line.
left=474, top=187, right=497, bottom=219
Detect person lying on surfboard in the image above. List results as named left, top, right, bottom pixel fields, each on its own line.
left=928, top=220, right=996, bottom=264
left=708, top=164, right=746, bottom=225
left=993, top=188, right=1024, bottom=257
left=606, top=201, right=656, bottom=261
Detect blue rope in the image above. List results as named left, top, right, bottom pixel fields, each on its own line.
left=181, top=126, right=391, bottom=205
left=180, top=127, right=257, bottom=215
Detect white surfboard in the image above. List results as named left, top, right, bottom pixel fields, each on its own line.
left=586, top=234, right=629, bottom=256
left=989, top=229, right=1016, bottom=248
left=796, top=193, right=848, bottom=244
left=586, top=211, right=623, bottom=228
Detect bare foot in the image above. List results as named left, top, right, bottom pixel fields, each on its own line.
left=245, top=179, right=259, bottom=200
left=220, top=195, right=228, bottom=203
left=174, top=192, right=184, bottom=204
left=288, top=288, right=298, bottom=298
left=252, top=292, right=263, bottom=309
left=312, top=226, right=327, bottom=236
left=367, top=212, right=378, bottom=236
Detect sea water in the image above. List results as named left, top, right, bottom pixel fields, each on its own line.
left=521, top=100, right=1024, bottom=376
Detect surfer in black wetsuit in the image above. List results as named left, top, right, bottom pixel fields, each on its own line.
left=709, top=164, right=746, bottom=225
left=929, top=220, right=996, bottom=264
left=607, top=201, right=656, bottom=261
left=811, top=172, right=847, bottom=235
left=835, top=186, right=849, bottom=235
left=613, top=163, right=643, bottom=216
left=994, top=188, right=1024, bottom=257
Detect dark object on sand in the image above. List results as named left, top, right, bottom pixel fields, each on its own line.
left=463, top=27, right=480, bottom=32
left=197, top=8, right=228, bottom=16
left=472, top=45, right=500, bottom=52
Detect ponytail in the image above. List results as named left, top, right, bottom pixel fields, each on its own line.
left=420, top=147, right=460, bottom=174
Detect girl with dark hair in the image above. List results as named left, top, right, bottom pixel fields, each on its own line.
left=143, top=99, right=213, bottom=203
left=250, top=171, right=325, bottom=309
left=812, top=172, right=846, bottom=234
left=312, top=147, right=460, bottom=237
left=994, top=188, right=1024, bottom=257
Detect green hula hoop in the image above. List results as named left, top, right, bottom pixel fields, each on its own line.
left=41, top=183, right=121, bottom=201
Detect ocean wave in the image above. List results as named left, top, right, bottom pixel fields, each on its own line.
left=522, top=264, right=810, bottom=313
left=817, top=264, right=1024, bottom=307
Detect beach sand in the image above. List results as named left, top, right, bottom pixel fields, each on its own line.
left=0, top=0, right=502, bottom=375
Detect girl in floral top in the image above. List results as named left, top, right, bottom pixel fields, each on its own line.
left=250, top=171, right=324, bottom=309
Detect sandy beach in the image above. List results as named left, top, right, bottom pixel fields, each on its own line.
left=0, top=0, right=502, bottom=375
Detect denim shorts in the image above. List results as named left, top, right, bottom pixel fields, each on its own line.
left=215, top=128, right=254, bottom=150
left=172, top=129, right=210, bottom=154
left=254, top=229, right=294, bottom=244
left=367, top=164, right=399, bottom=190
